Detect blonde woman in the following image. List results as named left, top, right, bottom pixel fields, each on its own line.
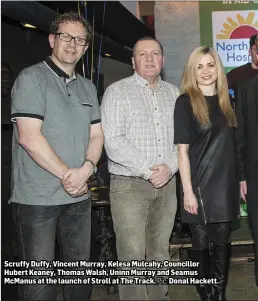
left=174, top=46, right=239, bottom=301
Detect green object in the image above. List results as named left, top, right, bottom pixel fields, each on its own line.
left=240, top=203, right=248, bottom=217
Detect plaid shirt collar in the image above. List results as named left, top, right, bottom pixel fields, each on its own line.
left=133, top=71, right=164, bottom=91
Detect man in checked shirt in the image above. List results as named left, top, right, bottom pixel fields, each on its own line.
left=101, top=36, right=179, bottom=301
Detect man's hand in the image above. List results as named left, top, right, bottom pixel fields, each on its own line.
left=64, top=183, right=88, bottom=198
left=240, top=180, right=247, bottom=202
left=61, top=163, right=92, bottom=196
left=149, top=164, right=172, bottom=188
left=73, top=183, right=89, bottom=197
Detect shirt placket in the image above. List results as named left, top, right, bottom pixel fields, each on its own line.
left=151, top=90, right=164, bottom=164
left=64, top=79, right=78, bottom=161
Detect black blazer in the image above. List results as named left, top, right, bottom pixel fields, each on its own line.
left=235, top=74, right=258, bottom=181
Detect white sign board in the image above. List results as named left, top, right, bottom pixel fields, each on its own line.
left=212, top=10, right=258, bottom=67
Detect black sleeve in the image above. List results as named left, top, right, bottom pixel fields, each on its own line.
left=174, top=94, right=193, bottom=144
left=235, top=83, right=247, bottom=181
left=226, top=70, right=233, bottom=89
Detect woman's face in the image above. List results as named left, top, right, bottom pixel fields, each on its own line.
left=196, top=53, right=218, bottom=88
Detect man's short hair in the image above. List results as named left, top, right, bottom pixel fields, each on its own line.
left=133, top=36, right=164, bottom=56
left=249, top=34, right=257, bottom=48
left=49, top=11, right=93, bottom=44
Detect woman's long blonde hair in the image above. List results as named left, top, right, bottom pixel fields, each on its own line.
left=180, top=46, right=236, bottom=127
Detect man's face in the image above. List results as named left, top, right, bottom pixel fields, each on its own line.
left=249, top=44, right=258, bottom=66
left=49, top=22, right=88, bottom=67
left=132, top=40, right=164, bottom=80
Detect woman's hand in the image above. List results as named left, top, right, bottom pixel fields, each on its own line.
left=184, top=192, right=198, bottom=215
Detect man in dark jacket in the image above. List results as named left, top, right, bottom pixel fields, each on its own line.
left=235, top=35, right=258, bottom=286
left=227, top=34, right=258, bottom=99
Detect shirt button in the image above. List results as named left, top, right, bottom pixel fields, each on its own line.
left=155, top=108, right=157, bottom=110
left=158, top=139, right=161, bottom=141
left=159, top=155, right=161, bottom=157
left=157, top=123, right=159, bottom=125
left=68, top=94, right=71, bottom=96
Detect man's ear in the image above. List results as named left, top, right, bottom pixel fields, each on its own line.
left=49, top=34, right=55, bottom=49
left=132, top=57, right=135, bottom=70
left=162, top=56, right=165, bottom=68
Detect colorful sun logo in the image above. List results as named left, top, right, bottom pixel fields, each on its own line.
left=216, top=12, right=258, bottom=39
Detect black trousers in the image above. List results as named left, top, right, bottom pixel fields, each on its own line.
left=247, top=179, right=258, bottom=285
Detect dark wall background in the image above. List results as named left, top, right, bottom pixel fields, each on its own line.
left=2, top=19, right=51, bottom=78
left=1, top=25, right=53, bottom=298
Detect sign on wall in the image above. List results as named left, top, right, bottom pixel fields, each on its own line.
left=199, top=2, right=258, bottom=73
left=212, top=10, right=258, bottom=67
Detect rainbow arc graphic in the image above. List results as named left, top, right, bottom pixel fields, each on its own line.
left=216, top=12, right=258, bottom=39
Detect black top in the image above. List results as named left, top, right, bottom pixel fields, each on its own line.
left=227, top=63, right=258, bottom=98
left=236, top=75, right=258, bottom=182
left=174, top=94, right=239, bottom=224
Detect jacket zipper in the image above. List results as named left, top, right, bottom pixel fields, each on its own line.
left=198, top=187, right=207, bottom=225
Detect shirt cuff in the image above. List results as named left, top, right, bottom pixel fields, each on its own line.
left=11, top=113, right=44, bottom=123
left=91, top=119, right=101, bottom=125
left=141, top=168, right=153, bottom=181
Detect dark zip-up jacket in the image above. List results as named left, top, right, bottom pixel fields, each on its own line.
left=236, top=75, right=258, bottom=182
